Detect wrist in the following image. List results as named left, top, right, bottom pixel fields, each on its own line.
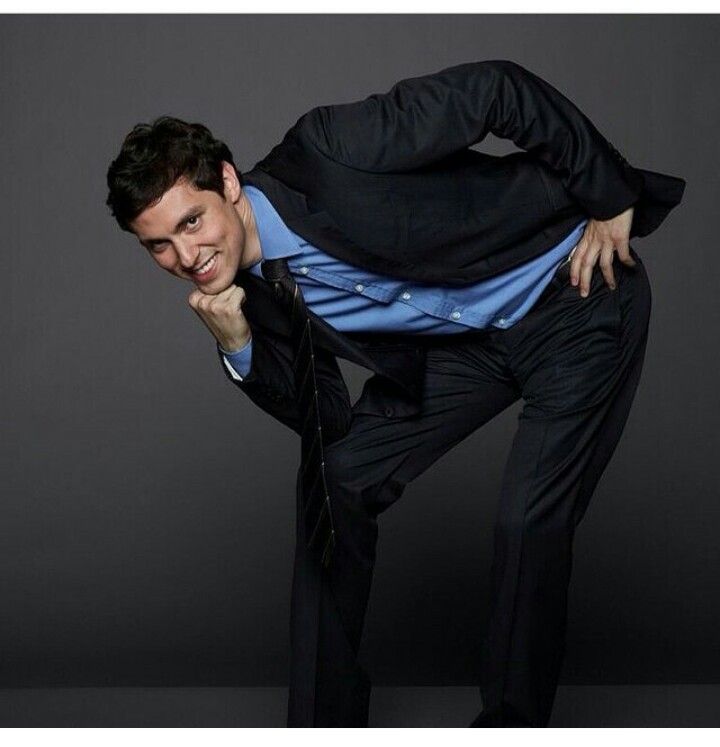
left=219, top=332, right=252, bottom=355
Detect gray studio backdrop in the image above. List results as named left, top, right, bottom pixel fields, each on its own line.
left=2, top=14, right=717, bottom=688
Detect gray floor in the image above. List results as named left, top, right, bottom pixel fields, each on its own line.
left=0, top=685, right=718, bottom=726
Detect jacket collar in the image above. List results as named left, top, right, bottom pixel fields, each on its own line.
left=242, top=166, right=369, bottom=264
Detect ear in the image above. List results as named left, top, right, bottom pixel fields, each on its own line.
left=221, top=160, right=241, bottom=203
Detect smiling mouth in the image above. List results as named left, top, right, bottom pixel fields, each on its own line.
left=192, top=252, right=218, bottom=276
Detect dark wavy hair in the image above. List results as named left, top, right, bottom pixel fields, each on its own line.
left=105, top=115, right=244, bottom=232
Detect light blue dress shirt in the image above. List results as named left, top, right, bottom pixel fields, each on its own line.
left=222, top=185, right=586, bottom=381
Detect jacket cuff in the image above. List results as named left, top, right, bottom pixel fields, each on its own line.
left=569, top=140, right=645, bottom=219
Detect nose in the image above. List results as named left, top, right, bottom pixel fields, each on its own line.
left=175, top=239, right=200, bottom=271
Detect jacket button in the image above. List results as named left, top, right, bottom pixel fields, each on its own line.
left=384, top=406, right=394, bottom=417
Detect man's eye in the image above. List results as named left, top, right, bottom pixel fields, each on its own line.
left=187, top=215, right=200, bottom=228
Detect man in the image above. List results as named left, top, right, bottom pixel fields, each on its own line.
left=106, top=59, right=685, bottom=727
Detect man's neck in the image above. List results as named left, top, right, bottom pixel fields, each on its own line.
left=237, top=191, right=263, bottom=269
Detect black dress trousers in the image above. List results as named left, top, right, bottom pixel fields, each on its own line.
left=286, top=247, right=652, bottom=727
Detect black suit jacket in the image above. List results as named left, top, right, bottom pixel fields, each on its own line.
left=216, top=59, right=686, bottom=438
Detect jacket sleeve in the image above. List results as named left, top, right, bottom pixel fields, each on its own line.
left=299, top=59, right=645, bottom=221
left=215, top=325, right=352, bottom=445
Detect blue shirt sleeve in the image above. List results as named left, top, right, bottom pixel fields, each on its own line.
left=219, top=337, right=253, bottom=380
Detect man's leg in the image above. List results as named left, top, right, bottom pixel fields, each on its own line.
left=471, top=248, right=652, bottom=726
left=287, top=332, right=522, bottom=726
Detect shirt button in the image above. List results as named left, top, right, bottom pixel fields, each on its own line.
left=401, top=291, right=412, bottom=300
left=498, top=317, right=507, bottom=326
left=451, top=310, right=461, bottom=320
left=354, top=283, right=364, bottom=292
left=299, top=266, right=309, bottom=274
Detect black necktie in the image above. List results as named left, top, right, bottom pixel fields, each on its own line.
left=261, top=258, right=336, bottom=568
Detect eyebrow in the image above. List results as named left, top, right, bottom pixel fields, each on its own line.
left=142, top=205, right=204, bottom=245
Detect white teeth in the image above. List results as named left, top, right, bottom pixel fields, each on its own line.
left=195, top=254, right=216, bottom=274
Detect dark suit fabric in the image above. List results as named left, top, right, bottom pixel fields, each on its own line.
left=223, top=60, right=683, bottom=422
left=247, top=59, right=684, bottom=285
left=286, top=251, right=651, bottom=726
left=213, top=60, right=684, bottom=726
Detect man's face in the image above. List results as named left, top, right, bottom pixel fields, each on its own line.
left=129, top=162, right=249, bottom=294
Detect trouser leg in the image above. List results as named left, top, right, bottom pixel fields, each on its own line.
left=287, top=460, right=377, bottom=727
left=472, top=249, right=652, bottom=726
left=287, top=335, right=521, bottom=726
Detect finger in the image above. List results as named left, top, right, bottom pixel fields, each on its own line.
left=214, top=283, right=238, bottom=300
left=221, top=286, right=246, bottom=315
left=219, top=291, right=243, bottom=316
left=579, top=245, right=598, bottom=297
left=188, top=290, right=201, bottom=309
left=230, top=284, right=246, bottom=303
left=195, top=293, right=211, bottom=314
left=615, top=239, right=637, bottom=267
left=570, top=236, right=588, bottom=286
left=599, top=244, right=616, bottom=290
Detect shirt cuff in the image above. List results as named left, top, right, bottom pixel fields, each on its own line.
left=219, top=338, right=253, bottom=381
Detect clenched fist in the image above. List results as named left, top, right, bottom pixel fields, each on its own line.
left=188, top=284, right=251, bottom=353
